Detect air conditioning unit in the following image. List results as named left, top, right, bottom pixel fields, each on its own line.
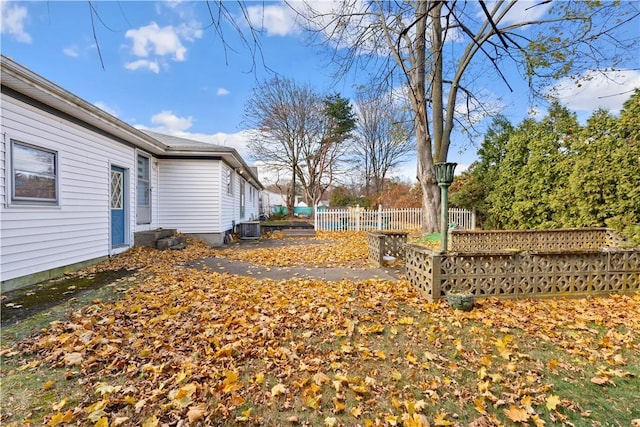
left=239, top=221, right=260, bottom=239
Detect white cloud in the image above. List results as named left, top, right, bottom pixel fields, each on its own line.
left=217, top=88, right=230, bottom=96
left=246, top=3, right=301, bottom=36
left=125, top=59, right=160, bottom=74
left=124, top=22, right=202, bottom=71
left=93, top=101, right=120, bottom=118
left=1, top=1, right=31, bottom=43
left=148, top=110, right=194, bottom=132
left=63, top=46, right=79, bottom=57
left=126, top=22, right=186, bottom=60
left=549, top=69, right=640, bottom=113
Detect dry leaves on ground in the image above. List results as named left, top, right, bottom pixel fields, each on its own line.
left=3, top=234, right=639, bottom=426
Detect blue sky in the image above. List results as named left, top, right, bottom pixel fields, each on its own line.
left=2, top=1, right=639, bottom=183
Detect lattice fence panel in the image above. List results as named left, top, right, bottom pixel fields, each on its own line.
left=382, top=232, right=408, bottom=259
left=450, top=228, right=616, bottom=252
left=368, top=234, right=384, bottom=266
left=439, top=254, right=518, bottom=297
left=405, top=246, right=640, bottom=301
left=404, top=245, right=434, bottom=301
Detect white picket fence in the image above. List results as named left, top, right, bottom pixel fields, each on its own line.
left=314, top=205, right=475, bottom=232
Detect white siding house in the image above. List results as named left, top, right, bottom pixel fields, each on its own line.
left=0, top=55, right=263, bottom=291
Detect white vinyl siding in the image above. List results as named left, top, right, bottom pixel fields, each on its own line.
left=158, top=159, right=222, bottom=233
left=0, top=94, right=135, bottom=283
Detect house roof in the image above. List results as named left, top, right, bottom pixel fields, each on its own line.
left=0, top=55, right=263, bottom=190
left=142, top=130, right=262, bottom=187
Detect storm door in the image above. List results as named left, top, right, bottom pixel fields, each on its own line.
left=137, top=154, right=151, bottom=224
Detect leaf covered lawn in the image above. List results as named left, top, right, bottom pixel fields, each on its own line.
left=1, top=233, right=639, bottom=426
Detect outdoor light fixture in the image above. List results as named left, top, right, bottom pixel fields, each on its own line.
left=434, top=162, right=457, bottom=251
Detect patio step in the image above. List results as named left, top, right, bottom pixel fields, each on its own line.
left=134, top=228, right=177, bottom=247
left=156, top=235, right=187, bottom=250
left=283, top=228, right=316, bottom=238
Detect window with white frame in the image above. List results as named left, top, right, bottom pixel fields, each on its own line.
left=11, top=140, right=58, bottom=203
left=226, top=167, right=233, bottom=195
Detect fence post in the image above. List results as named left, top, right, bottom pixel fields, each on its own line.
left=432, top=253, right=442, bottom=302
left=314, top=204, right=318, bottom=231
left=377, top=204, right=382, bottom=230
left=355, top=205, right=361, bottom=231
left=471, top=210, right=476, bottom=230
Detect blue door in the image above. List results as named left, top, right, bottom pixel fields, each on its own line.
left=110, top=166, right=126, bottom=246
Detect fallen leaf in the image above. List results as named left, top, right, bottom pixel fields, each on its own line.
left=546, top=394, right=561, bottom=411
left=504, top=405, right=530, bottom=422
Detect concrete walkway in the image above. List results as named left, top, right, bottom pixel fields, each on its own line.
left=186, top=257, right=402, bottom=282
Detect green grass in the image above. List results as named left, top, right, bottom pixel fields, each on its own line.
left=0, top=276, right=139, bottom=425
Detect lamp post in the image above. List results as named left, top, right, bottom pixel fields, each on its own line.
left=434, top=162, right=457, bottom=252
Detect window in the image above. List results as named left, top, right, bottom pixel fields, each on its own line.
left=12, top=141, right=57, bottom=203
left=226, top=167, right=233, bottom=195
left=240, top=180, right=245, bottom=218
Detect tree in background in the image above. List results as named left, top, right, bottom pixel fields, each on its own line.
left=292, top=1, right=639, bottom=232
left=352, top=88, right=414, bottom=196
left=456, top=91, right=639, bottom=244
left=244, top=77, right=355, bottom=214
left=450, top=115, right=513, bottom=228
left=298, top=94, right=356, bottom=206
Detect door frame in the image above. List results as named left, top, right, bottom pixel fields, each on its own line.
left=136, top=152, right=152, bottom=225
left=109, top=163, right=129, bottom=251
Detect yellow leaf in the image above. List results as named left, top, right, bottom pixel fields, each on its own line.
left=255, top=372, right=265, bottom=384
left=18, top=360, right=40, bottom=371
left=52, top=398, right=66, bottom=411
left=94, top=417, right=109, bottom=427
left=124, top=396, right=137, bottom=405
left=313, top=372, right=330, bottom=385
left=305, top=395, right=321, bottom=409
left=350, top=406, right=362, bottom=418
left=325, top=416, right=338, bottom=427
left=391, top=370, right=402, bottom=381
left=504, top=405, right=530, bottom=422
left=532, top=414, right=547, bottom=427
left=473, top=397, right=487, bottom=414
left=434, top=412, right=454, bottom=426
left=271, top=383, right=286, bottom=397
left=47, top=413, right=64, bottom=426
left=236, top=407, right=252, bottom=421
left=546, top=394, right=561, bottom=411
left=43, top=380, right=56, bottom=390
left=62, top=410, right=74, bottom=422
left=375, top=350, right=386, bottom=360
left=406, top=351, right=418, bottom=364
left=385, top=415, right=399, bottom=425
left=333, top=397, right=346, bottom=412
left=142, top=415, right=159, bottom=427
left=398, top=316, right=414, bottom=325
left=175, top=370, right=188, bottom=383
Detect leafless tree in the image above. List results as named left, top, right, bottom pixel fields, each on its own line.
left=243, top=77, right=355, bottom=213
left=290, top=1, right=640, bottom=232
left=353, top=87, right=414, bottom=196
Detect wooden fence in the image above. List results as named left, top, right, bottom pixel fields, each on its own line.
left=315, top=206, right=475, bottom=232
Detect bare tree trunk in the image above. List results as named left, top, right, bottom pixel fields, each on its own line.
left=413, top=1, right=439, bottom=233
